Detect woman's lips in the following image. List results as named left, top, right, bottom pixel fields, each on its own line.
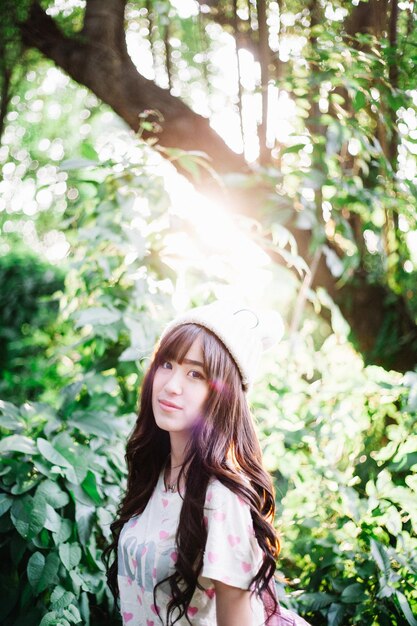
left=158, top=399, right=182, bottom=411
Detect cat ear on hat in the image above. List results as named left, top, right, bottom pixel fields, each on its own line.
left=232, top=307, right=260, bottom=329
left=258, top=310, right=285, bottom=351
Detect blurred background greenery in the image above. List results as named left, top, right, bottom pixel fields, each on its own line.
left=0, top=1, right=416, bottom=625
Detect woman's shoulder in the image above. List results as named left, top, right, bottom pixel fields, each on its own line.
left=205, top=474, right=250, bottom=509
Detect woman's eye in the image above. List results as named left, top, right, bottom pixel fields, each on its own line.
left=190, top=370, right=205, bottom=380
left=161, top=361, right=172, bottom=369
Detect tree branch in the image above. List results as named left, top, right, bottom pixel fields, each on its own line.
left=18, top=0, right=247, bottom=178
left=82, top=0, right=127, bottom=55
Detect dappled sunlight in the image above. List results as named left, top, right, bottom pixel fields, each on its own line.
left=163, top=179, right=274, bottom=308
left=126, top=4, right=300, bottom=163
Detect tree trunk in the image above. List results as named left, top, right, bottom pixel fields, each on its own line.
left=256, top=0, right=270, bottom=164
left=19, top=0, right=246, bottom=181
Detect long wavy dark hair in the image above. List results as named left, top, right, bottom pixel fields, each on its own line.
left=105, top=322, right=280, bottom=624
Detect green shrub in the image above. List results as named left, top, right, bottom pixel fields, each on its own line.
left=1, top=145, right=416, bottom=626
left=254, top=318, right=417, bottom=626
left=0, top=247, right=66, bottom=404
left=0, top=395, right=132, bottom=625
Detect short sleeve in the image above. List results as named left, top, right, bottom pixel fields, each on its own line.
left=200, top=480, right=263, bottom=589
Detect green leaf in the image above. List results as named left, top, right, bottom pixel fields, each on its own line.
left=39, top=611, right=61, bottom=626
left=73, top=307, right=121, bottom=328
left=27, top=551, right=60, bottom=594
left=281, top=143, right=309, bottom=155
left=80, top=142, right=99, bottom=161
left=53, top=518, right=73, bottom=544
left=69, top=569, right=85, bottom=593
left=75, top=501, right=95, bottom=546
left=68, top=411, right=115, bottom=439
left=81, top=471, right=102, bottom=505
left=0, top=400, right=22, bottom=430
left=63, top=604, right=82, bottom=623
left=37, top=480, right=70, bottom=508
left=60, top=158, right=98, bottom=170
left=353, top=90, right=367, bottom=111
left=327, top=603, right=345, bottom=626
left=0, top=493, right=13, bottom=516
left=37, top=437, right=79, bottom=483
left=11, top=494, right=47, bottom=539
left=300, top=592, right=337, bottom=610
left=37, top=439, right=74, bottom=469
left=371, top=538, right=390, bottom=573
left=27, top=551, right=45, bottom=590
left=59, top=543, right=82, bottom=571
left=395, top=592, right=417, bottom=626
left=341, top=583, right=364, bottom=603
left=44, top=503, right=62, bottom=533
left=79, top=591, right=90, bottom=625
left=177, top=154, right=201, bottom=180
left=52, top=434, right=90, bottom=485
left=97, top=507, right=113, bottom=542
left=0, top=435, right=36, bottom=455
left=50, top=586, right=76, bottom=611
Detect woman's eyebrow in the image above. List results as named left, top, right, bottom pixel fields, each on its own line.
left=182, top=358, right=205, bottom=367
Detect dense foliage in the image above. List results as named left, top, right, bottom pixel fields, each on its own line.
left=1, top=1, right=417, bottom=625
left=0, top=148, right=177, bottom=625
left=1, top=149, right=416, bottom=625
left=256, top=332, right=417, bottom=625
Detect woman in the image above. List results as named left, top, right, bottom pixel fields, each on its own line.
left=106, top=301, right=309, bottom=626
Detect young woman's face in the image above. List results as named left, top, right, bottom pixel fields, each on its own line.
left=151, top=337, right=210, bottom=435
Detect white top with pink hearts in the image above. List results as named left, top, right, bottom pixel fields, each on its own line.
left=118, top=471, right=265, bottom=625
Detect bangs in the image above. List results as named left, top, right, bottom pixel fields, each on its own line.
left=156, top=323, right=241, bottom=386
left=156, top=324, right=207, bottom=369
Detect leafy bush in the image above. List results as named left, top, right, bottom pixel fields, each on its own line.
left=0, top=395, right=131, bottom=625
left=1, top=142, right=416, bottom=626
left=254, top=307, right=417, bottom=625
left=0, top=247, right=65, bottom=403
left=0, top=145, right=179, bottom=625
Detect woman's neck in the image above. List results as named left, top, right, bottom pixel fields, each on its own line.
left=168, top=432, right=190, bottom=469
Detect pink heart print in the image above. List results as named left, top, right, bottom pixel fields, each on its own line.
left=187, top=606, right=199, bottom=617
left=241, top=561, right=252, bottom=573
left=206, top=490, right=213, bottom=502
left=205, top=588, right=216, bottom=599
left=147, top=621, right=154, bottom=626
left=227, top=534, right=241, bottom=547
left=162, top=498, right=168, bottom=508
left=208, top=551, right=219, bottom=563
left=159, top=530, right=169, bottom=540
left=151, top=604, right=160, bottom=616
left=213, top=511, right=226, bottom=522
left=141, top=545, right=147, bottom=556
left=170, top=551, right=178, bottom=563
left=123, top=612, right=133, bottom=623
left=247, top=523, right=255, bottom=537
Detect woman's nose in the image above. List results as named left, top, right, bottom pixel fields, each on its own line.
left=164, top=369, right=182, bottom=394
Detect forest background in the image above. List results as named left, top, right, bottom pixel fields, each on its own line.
left=0, top=0, right=417, bottom=625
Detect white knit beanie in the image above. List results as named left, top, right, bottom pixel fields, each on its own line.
left=160, top=301, right=284, bottom=390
